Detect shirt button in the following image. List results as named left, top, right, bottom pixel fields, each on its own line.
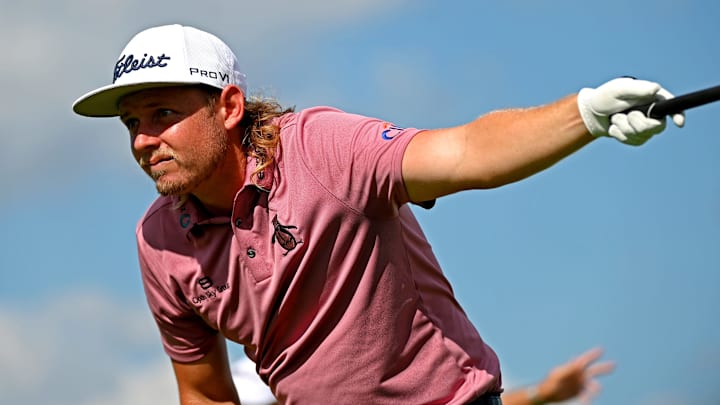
left=258, top=171, right=265, bottom=180
left=246, top=248, right=256, bottom=258
left=234, top=218, right=243, bottom=228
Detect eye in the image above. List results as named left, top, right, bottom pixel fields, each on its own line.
left=156, top=109, right=176, bottom=120
left=123, top=118, right=139, bottom=133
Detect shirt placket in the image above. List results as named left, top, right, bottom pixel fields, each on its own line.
left=232, top=188, right=272, bottom=283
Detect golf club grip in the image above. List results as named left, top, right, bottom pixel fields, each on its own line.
left=627, top=84, right=720, bottom=119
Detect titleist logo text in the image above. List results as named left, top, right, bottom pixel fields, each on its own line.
left=114, top=53, right=172, bottom=82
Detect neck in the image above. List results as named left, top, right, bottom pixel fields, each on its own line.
left=191, top=145, right=247, bottom=217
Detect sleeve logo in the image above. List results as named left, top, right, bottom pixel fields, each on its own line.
left=381, top=123, right=403, bottom=140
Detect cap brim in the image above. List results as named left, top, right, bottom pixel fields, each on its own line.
left=72, top=81, right=207, bottom=117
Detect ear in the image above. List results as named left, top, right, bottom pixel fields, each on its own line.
left=218, top=85, right=245, bottom=130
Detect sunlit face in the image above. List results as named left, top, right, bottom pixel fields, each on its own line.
left=118, top=86, right=227, bottom=196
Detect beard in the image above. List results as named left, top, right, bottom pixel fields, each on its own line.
left=150, top=121, right=229, bottom=196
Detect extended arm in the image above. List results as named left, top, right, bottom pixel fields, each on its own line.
left=403, top=94, right=591, bottom=201
left=402, top=78, right=685, bottom=203
left=171, top=334, right=242, bottom=405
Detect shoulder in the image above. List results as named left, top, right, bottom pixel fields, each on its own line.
left=277, top=106, right=410, bottom=151
left=137, top=196, right=175, bottom=228
left=277, top=106, right=381, bottom=132
left=135, top=196, right=187, bottom=247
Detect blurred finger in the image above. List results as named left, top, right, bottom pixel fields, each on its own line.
left=571, top=347, right=605, bottom=369
left=579, top=380, right=602, bottom=404
left=586, top=361, right=616, bottom=378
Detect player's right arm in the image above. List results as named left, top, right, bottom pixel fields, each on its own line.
left=171, top=334, right=242, bottom=405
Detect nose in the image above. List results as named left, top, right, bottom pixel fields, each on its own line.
left=133, top=133, right=161, bottom=152
left=131, top=124, right=163, bottom=153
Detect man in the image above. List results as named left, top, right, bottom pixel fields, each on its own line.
left=72, top=24, right=683, bottom=405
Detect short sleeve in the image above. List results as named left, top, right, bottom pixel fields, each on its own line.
left=136, top=221, right=219, bottom=362
left=285, top=107, right=425, bottom=216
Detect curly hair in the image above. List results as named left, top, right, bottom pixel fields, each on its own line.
left=239, top=96, right=295, bottom=187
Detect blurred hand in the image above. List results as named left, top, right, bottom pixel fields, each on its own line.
left=534, top=347, right=615, bottom=404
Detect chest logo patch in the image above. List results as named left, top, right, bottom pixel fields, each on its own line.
left=271, top=214, right=302, bottom=255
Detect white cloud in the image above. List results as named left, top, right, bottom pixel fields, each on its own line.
left=79, top=360, right=178, bottom=405
left=0, top=311, right=47, bottom=393
left=0, top=291, right=175, bottom=405
left=0, top=290, right=278, bottom=405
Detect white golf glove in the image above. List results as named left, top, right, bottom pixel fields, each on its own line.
left=577, top=77, right=685, bottom=146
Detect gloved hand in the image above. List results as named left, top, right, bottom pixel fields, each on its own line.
left=577, top=77, right=685, bottom=146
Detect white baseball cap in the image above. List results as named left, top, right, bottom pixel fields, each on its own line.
left=72, top=24, right=247, bottom=117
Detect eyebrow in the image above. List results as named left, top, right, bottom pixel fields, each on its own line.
left=119, top=101, right=164, bottom=120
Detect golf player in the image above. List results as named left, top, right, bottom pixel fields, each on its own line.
left=72, top=24, right=683, bottom=405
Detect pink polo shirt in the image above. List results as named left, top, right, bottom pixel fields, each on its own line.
left=137, top=107, right=501, bottom=404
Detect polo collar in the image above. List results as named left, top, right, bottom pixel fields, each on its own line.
left=176, top=157, right=275, bottom=237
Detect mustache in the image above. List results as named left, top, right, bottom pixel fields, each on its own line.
left=138, top=148, right=177, bottom=168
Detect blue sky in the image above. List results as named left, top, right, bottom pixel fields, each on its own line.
left=1, top=1, right=718, bottom=404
